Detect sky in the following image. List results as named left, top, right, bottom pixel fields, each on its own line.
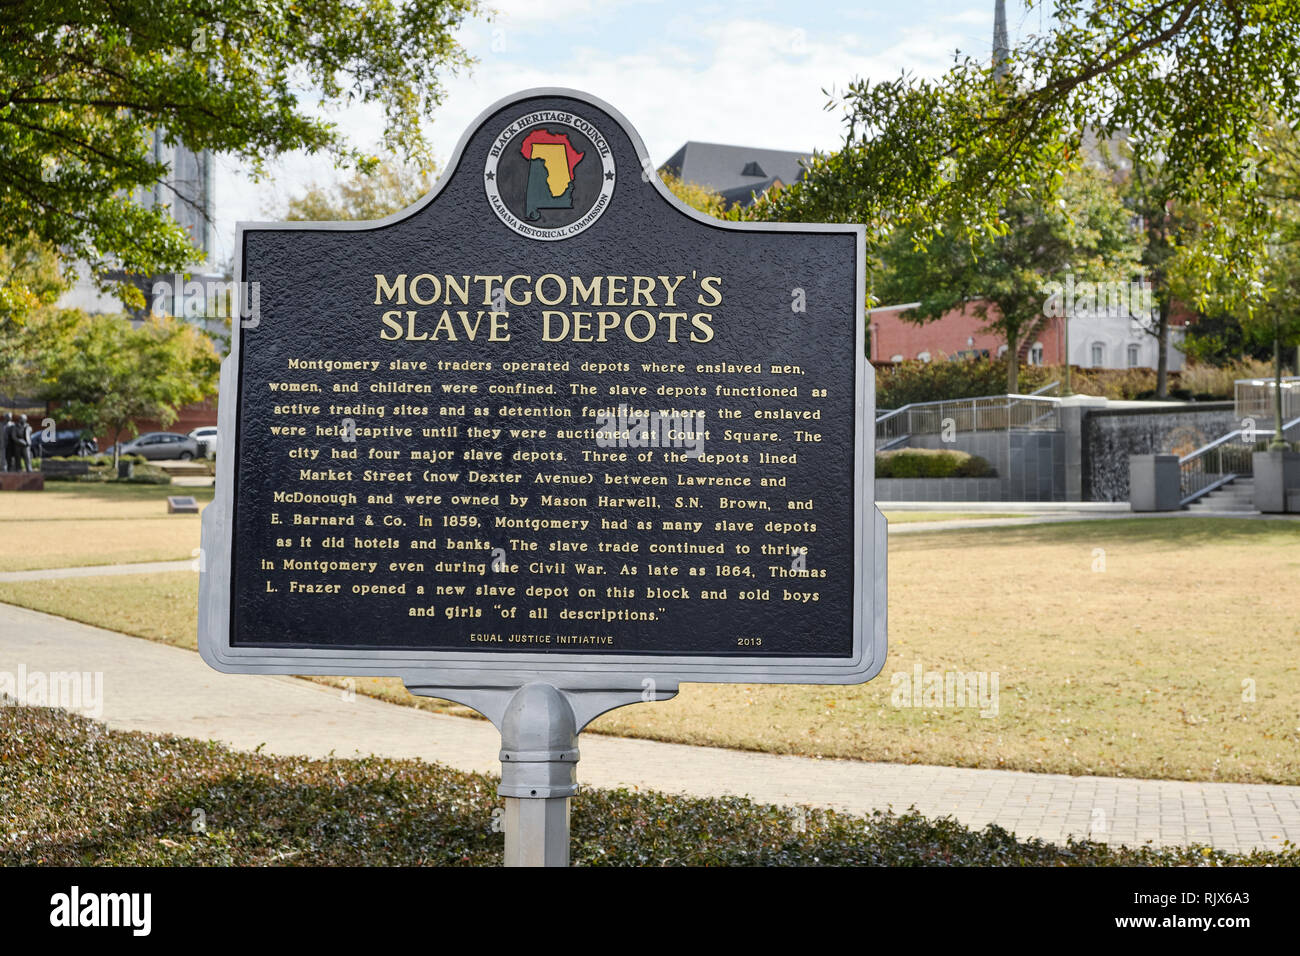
left=208, top=0, right=1050, bottom=269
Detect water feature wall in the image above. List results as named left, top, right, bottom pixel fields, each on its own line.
left=1082, top=402, right=1237, bottom=501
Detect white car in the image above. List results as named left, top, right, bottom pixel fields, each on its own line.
left=189, top=426, right=219, bottom=458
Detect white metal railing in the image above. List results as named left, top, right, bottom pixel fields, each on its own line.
left=1235, top=376, right=1300, bottom=424
left=875, top=390, right=1062, bottom=448
left=1178, top=415, right=1300, bottom=505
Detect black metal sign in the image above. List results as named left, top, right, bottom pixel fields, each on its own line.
left=200, top=88, right=884, bottom=686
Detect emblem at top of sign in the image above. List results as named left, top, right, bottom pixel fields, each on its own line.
left=484, top=109, right=616, bottom=241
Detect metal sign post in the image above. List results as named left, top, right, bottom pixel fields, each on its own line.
left=498, top=684, right=579, bottom=867
left=198, top=87, right=886, bottom=867
left=404, top=679, right=676, bottom=866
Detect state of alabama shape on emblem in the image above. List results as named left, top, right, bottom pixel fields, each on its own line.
left=484, top=110, right=617, bottom=240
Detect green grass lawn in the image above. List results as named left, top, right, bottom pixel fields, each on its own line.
left=2, top=515, right=1296, bottom=785
left=0, top=482, right=209, bottom=571
left=0, top=481, right=214, bottom=519
left=590, top=518, right=1300, bottom=785
left=0, top=572, right=202, bottom=645
left=4, top=705, right=1288, bottom=866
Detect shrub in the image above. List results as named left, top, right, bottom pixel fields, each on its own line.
left=876, top=358, right=1056, bottom=408
left=47, top=453, right=150, bottom=466
left=1067, top=366, right=1157, bottom=400
left=1180, top=358, right=1274, bottom=400
left=875, top=356, right=1252, bottom=405
left=876, top=448, right=995, bottom=479
left=114, top=464, right=172, bottom=484
left=6, top=704, right=1296, bottom=867
left=38, top=453, right=149, bottom=480
left=878, top=359, right=998, bottom=408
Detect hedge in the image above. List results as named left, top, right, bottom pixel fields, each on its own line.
left=37, top=454, right=171, bottom=484
left=39, top=454, right=148, bottom=465
left=876, top=448, right=995, bottom=479
left=5, top=704, right=1294, bottom=867
left=874, top=357, right=1247, bottom=408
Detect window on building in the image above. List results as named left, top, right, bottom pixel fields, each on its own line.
left=890, top=354, right=904, bottom=363
left=1127, top=343, right=1140, bottom=367
left=1091, top=342, right=1104, bottom=367
left=997, top=344, right=1009, bottom=357
left=917, top=351, right=931, bottom=363
left=1028, top=343, right=1044, bottom=366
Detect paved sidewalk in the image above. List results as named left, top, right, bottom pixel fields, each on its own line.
left=2, top=602, right=1298, bottom=852
left=0, top=559, right=194, bottom=583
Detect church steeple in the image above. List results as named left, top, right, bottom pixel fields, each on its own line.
left=993, top=0, right=1010, bottom=81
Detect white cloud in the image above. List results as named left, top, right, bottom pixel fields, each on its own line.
left=486, top=0, right=642, bottom=23
left=944, top=7, right=995, bottom=25
left=209, top=12, right=975, bottom=268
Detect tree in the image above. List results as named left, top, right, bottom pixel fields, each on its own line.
left=1180, top=311, right=1274, bottom=367
left=1250, top=241, right=1300, bottom=448
left=1173, top=116, right=1300, bottom=447
left=1118, top=147, right=1196, bottom=399
left=26, top=311, right=221, bottom=465
left=1, top=0, right=480, bottom=296
left=0, top=235, right=67, bottom=326
left=751, top=1, right=1300, bottom=301
left=1179, top=226, right=1300, bottom=448
left=659, top=172, right=729, bottom=219
left=284, top=159, right=437, bottom=221
left=874, top=163, right=1141, bottom=394
left=0, top=235, right=69, bottom=392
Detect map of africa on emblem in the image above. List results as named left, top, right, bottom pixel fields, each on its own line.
left=484, top=110, right=617, bottom=240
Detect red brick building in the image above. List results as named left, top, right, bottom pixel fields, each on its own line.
left=869, top=301, right=1066, bottom=367
left=869, top=298, right=1186, bottom=373
left=114, top=395, right=218, bottom=445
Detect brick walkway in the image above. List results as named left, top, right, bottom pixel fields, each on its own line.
left=2, top=601, right=1298, bottom=852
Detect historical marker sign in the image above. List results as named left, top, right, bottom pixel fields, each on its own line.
left=199, top=88, right=885, bottom=693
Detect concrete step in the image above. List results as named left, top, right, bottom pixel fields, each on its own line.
left=1185, top=478, right=1259, bottom=512
left=153, top=461, right=212, bottom=477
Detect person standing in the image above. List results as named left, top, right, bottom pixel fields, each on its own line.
left=14, top=415, right=33, bottom=472
left=1, top=413, right=14, bottom=472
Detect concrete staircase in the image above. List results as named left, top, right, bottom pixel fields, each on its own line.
left=1185, top=477, right=1256, bottom=513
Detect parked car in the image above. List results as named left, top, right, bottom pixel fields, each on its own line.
left=189, top=425, right=218, bottom=458
left=30, top=429, right=97, bottom=458
left=115, top=432, right=200, bottom=460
